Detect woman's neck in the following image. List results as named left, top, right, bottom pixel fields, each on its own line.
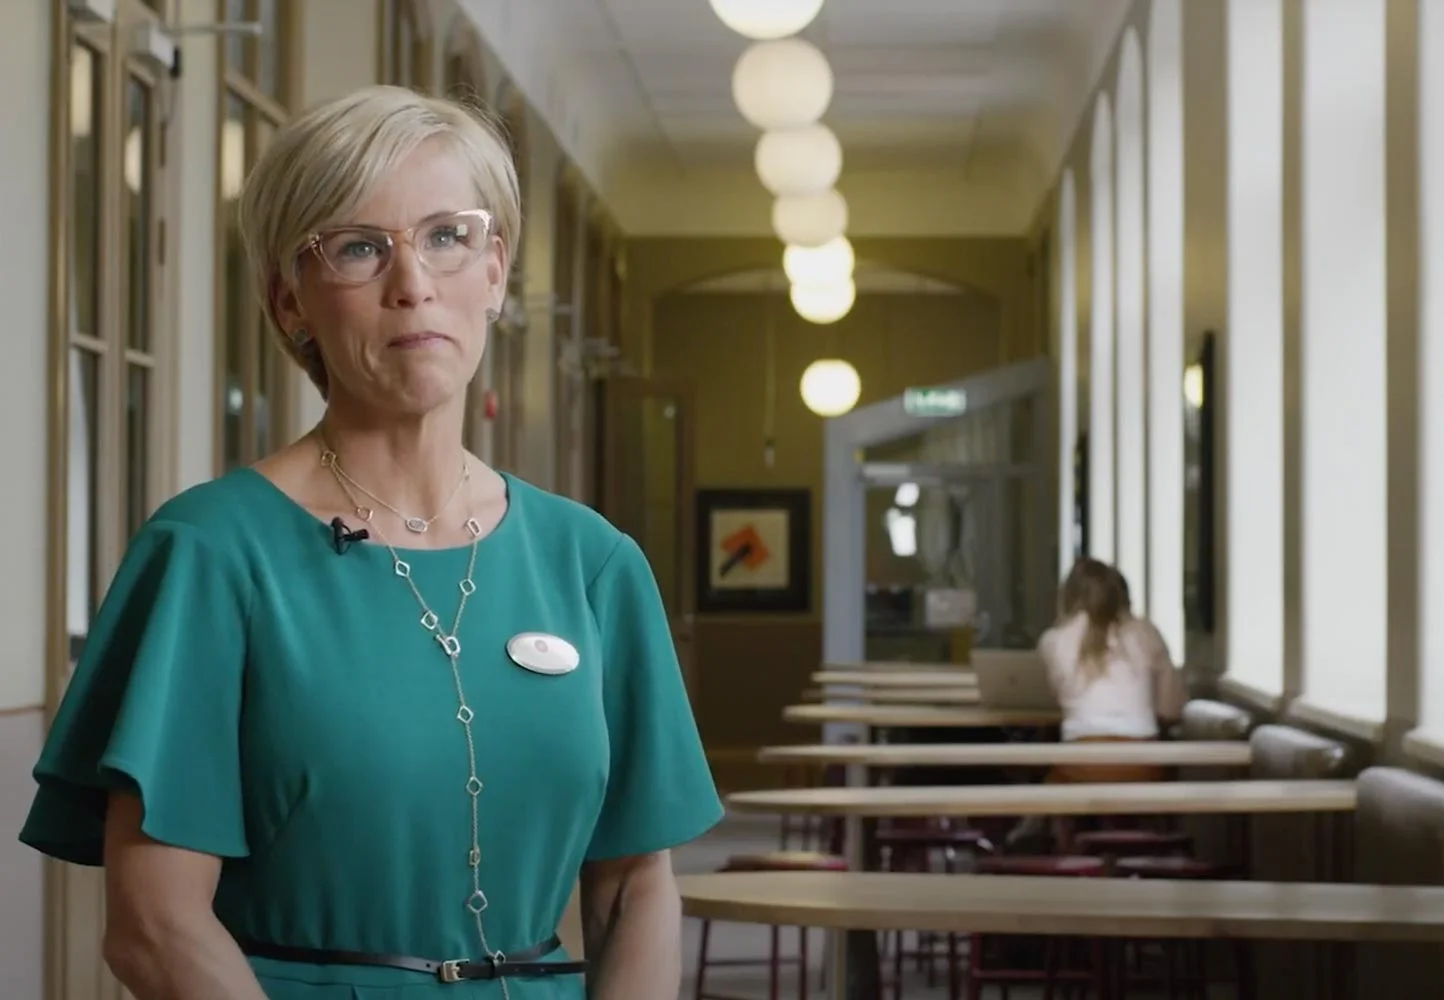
left=315, top=396, right=470, bottom=517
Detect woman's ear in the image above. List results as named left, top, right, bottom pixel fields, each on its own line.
left=486, top=236, right=511, bottom=316
left=270, top=272, right=305, bottom=337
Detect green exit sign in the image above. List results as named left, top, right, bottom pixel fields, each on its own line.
left=904, top=387, right=968, bottom=417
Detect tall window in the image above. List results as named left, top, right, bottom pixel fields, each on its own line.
left=53, top=3, right=176, bottom=988
left=1056, top=171, right=1079, bottom=578
left=1087, top=96, right=1116, bottom=563
left=1224, top=0, right=1286, bottom=698
left=443, top=21, right=493, bottom=457
left=217, top=0, right=293, bottom=470
left=1299, top=0, right=1388, bottom=723
left=1147, top=0, right=1186, bottom=660
left=380, top=0, right=431, bottom=92
left=554, top=181, right=583, bottom=498
left=1416, top=2, right=1444, bottom=746
left=491, top=88, right=530, bottom=472
left=63, top=1, right=173, bottom=663
left=1114, top=32, right=1147, bottom=609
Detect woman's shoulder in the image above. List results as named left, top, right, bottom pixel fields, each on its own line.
left=503, top=473, right=630, bottom=575
left=138, top=469, right=276, bottom=551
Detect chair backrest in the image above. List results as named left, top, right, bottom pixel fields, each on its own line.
left=1246, top=725, right=1359, bottom=998
left=1178, top=698, right=1255, bottom=741
left=1248, top=723, right=1358, bottom=779
left=1354, top=766, right=1444, bottom=992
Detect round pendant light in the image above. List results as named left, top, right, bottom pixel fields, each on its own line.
left=783, top=236, right=855, bottom=286
left=772, top=188, right=848, bottom=247
left=800, top=358, right=861, bottom=417
left=755, top=124, right=842, bottom=197
left=790, top=277, right=856, bottom=325
left=708, top=0, right=825, bottom=40
left=732, top=39, right=833, bottom=130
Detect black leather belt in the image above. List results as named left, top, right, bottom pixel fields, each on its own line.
left=238, top=933, right=587, bottom=983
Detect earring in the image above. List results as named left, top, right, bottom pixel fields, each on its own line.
left=485, top=308, right=500, bottom=322
left=292, top=328, right=311, bottom=345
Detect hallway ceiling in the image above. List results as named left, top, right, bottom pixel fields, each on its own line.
left=462, top=0, right=1133, bottom=235
left=582, top=0, right=1104, bottom=174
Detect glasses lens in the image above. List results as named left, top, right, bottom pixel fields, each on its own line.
left=418, top=211, right=490, bottom=274
left=318, top=229, right=392, bottom=283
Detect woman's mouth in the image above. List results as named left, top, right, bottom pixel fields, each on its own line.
left=387, top=332, right=449, bottom=350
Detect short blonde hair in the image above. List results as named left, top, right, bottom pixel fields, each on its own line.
left=237, top=85, right=522, bottom=398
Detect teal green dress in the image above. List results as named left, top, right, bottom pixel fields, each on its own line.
left=20, top=469, right=723, bottom=998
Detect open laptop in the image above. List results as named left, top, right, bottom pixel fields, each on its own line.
left=971, top=649, right=1060, bottom=711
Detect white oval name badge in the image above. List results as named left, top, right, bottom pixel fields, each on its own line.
left=506, top=632, right=580, bottom=676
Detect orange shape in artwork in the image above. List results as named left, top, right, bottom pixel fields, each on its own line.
left=719, top=523, right=770, bottom=576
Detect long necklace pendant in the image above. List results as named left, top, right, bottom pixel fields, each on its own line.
left=404, top=516, right=428, bottom=533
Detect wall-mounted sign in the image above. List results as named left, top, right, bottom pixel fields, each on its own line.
left=904, top=386, right=968, bottom=417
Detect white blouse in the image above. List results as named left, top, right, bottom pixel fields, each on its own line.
left=1037, top=612, right=1181, bottom=742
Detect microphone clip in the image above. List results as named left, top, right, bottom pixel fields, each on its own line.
left=330, top=516, right=370, bottom=555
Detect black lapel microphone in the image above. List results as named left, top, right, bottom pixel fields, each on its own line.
left=330, top=517, right=369, bottom=555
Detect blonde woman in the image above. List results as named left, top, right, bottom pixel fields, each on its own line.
left=21, top=86, right=720, bottom=999
left=1039, top=557, right=1187, bottom=784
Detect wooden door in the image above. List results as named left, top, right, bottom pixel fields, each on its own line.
left=47, top=2, right=176, bottom=997
left=596, top=377, right=698, bottom=698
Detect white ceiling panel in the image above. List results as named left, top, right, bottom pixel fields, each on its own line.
left=582, top=0, right=1097, bottom=179
left=460, top=0, right=1135, bottom=234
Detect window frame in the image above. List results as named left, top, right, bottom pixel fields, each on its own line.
left=378, top=0, right=433, bottom=92
left=47, top=0, right=179, bottom=704
left=212, top=0, right=300, bottom=474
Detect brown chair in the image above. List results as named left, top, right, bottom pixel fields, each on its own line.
left=1353, top=766, right=1444, bottom=997
left=693, top=850, right=848, bottom=1000
left=966, top=855, right=1110, bottom=999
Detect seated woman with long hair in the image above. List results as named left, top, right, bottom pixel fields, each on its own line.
left=1026, top=558, right=1187, bottom=849
left=1042, top=557, right=1186, bottom=759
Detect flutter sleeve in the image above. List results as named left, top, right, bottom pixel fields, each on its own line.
left=20, top=520, right=253, bottom=865
left=584, top=535, right=723, bottom=861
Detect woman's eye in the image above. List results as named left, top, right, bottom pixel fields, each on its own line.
left=337, top=239, right=383, bottom=259
left=426, top=225, right=463, bottom=248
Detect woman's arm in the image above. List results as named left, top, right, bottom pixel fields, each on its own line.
left=101, top=792, right=268, bottom=1000
left=1138, top=621, right=1187, bottom=722
left=579, top=849, right=682, bottom=1000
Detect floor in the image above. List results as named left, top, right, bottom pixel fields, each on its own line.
left=674, top=814, right=1230, bottom=1000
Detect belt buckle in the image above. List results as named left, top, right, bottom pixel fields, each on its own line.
left=438, top=959, right=464, bottom=984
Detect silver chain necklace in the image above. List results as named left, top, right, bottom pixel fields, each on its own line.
left=321, top=448, right=512, bottom=999
left=319, top=441, right=470, bottom=534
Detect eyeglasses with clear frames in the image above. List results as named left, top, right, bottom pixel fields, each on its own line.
left=304, top=208, right=495, bottom=286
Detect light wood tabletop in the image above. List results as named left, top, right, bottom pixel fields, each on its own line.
left=726, top=779, right=1358, bottom=818
left=843, top=688, right=982, bottom=705
left=814, top=670, right=979, bottom=687
left=756, top=740, right=1253, bottom=769
left=784, top=703, right=1060, bottom=728
left=678, top=871, right=1444, bottom=943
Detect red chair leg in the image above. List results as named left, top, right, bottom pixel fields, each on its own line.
left=768, top=924, right=780, bottom=1000
left=797, top=927, right=809, bottom=1000
left=694, top=920, right=712, bottom=1000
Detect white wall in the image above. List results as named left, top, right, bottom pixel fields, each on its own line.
left=0, top=0, right=50, bottom=713
left=174, top=0, right=220, bottom=489
left=0, top=4, right=53, bottom=996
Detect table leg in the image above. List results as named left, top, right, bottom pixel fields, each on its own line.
left=826, top=765, right=881, bottom=1000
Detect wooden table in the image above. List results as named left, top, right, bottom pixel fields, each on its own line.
left=728, top=779, right=1357, bottom=1000
left=839, top=688, right=982, bottom=705
left=680, top=870, right=1444, bottom=943
left=784, top=703, right=1060, bottom=728
left=814, top=670, right=979, bottom=687
left=727, top=779, right=1357, bottom=818
left=756, top=740, right=1253, bottom=769
left=822, top=660, right=964, bottom=672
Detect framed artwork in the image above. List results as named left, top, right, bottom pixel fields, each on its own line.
left=695, top=488, right=811, bottom=614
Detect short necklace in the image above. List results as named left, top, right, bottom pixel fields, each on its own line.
left=318, top=436, right=470, bottom=534
left=321, top=447, right=512, bottom=998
